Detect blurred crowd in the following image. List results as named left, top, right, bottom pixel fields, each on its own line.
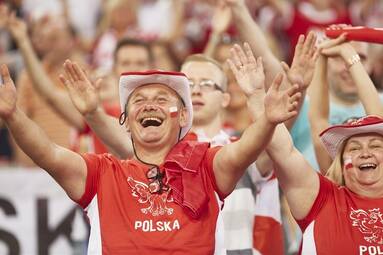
left=0, top=0, right=383, bottom=254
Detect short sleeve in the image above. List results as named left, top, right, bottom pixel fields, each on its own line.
left=296, top=174, right=334, bottom=231
left=75, top=153, right=106, bottom=208
left=203, top=146, right=229, bottom=200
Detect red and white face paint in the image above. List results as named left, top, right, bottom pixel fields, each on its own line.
left=344, top=156, right=353, bottom=170
left=169, top=106, right=178, bottom=118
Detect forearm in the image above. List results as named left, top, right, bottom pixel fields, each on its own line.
left=85, top=108, right=133, bottom=158
left=17, top=38, right=85, bottom=129
left=5, top=107, right=87, bottom=200
left=308, top=56, right=329, bottom=120
left=349, top=61, right=383, bottom=116
left=231, top=3, right=282, bottom=87
left=232, top=113, right=276, bottom=168
left=203, top=32, right=221, bottom=57
left=5, top=108, right=62, bottom=169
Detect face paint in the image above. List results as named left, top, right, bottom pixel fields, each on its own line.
left=169, top=106, right=178, bottom=118
left=344, top=156, right=353, bottom=170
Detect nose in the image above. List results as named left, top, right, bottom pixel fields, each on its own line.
left=191, top=84, right=202, bottom=95
left=359, top=148, right=373, bottom=159
left=143, top=103, right=158, bottom=112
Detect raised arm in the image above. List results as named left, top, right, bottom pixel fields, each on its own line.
left=213, top=55, right=301, bottom=195
left=266, top=123, right=319, bottom=220
left=203, top=1, right=232, bottom=57
left=320, top=31, right=383, bottom=116
left=1, top=8, right=85, bottom=130
left=0, top=64, right=86, bottom=201
left=227, top=42, right=274, bottom=177
left=307, top=54, right=332, bottom=173
left=305, top=35, right=347, bottom=173
left=60, top=60, right=133, bottom=158
left=281, top=31, right=318, bottom=129
left=225, top=0, right=283, bottom=89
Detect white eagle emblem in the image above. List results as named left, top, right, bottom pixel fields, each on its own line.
left=350, top=207, right=383, bottom=244
left=127, top=177, right=174, bottom=216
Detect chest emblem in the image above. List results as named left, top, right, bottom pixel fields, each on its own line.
left=127, top=177, right=174, bottom=216
left=350, top=207, right=383, bottom=244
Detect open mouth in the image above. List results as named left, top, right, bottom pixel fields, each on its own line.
left=140, top=117, right=163, bottom=128
left=358, top=163, right=377, bottom=171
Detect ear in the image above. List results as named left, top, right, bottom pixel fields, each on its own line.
left=179, top=107, right=188, bottom=128
left=221, top=92, right=231, bottom=108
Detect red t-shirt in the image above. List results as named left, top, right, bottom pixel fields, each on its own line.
left=297, top=174, right=383, bottom=255
left=76, top=146, right=224, bottom=255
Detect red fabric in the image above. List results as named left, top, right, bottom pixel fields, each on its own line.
left=75, top=151, right=222, bottom=254
left=253, top=215, right=284, bottom=255
left=164, top=140, right=222, bottom=219
left=296, top=174, right=383, bottom=254
left=283, top=5, right=351, bottom=61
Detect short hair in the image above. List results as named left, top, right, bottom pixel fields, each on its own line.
left=181, top=54, right=228, bottom=91
left=114, top=38, right=154, bottom=63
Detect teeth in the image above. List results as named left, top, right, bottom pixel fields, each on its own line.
left=359, top=163, right=377, bottom=170
left=141, top=117, right=162, bottom=123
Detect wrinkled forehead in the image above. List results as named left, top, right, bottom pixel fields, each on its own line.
left=128, top=83, right=181, bottom=103
left=343, top=133, right=383, bottom=147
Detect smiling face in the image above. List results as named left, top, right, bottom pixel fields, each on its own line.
left=342, top=133, right=383, bottom=196
left=126, top=84, right=187, bottom=149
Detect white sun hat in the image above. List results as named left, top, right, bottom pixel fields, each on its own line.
left=119, top=70, right=193, bottom=139
left=320, top=115, right=383, bottom=159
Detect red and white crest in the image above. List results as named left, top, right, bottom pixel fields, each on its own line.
left=350, top=207, right=383, bottom=244
left=127, top=177, right=174, bottom=216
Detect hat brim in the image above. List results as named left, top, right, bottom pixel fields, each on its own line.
left=320, top=121, right=383, bottom=159
left=119, top=71, right=193, bottom=139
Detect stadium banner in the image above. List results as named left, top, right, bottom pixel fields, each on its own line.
left=0, top=168, right=89, bottom=255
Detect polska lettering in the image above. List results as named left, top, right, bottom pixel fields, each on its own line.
left=360, top=245, right=383, bottom=255
left=134, top=220, right=180, bottom=232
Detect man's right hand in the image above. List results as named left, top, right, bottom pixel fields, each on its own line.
left=59, top=60, right=101, bottom=116
left=0, top=65, right=17, bottom=120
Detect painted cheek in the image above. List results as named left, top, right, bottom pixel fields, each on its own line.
left=344, top=156, right=353, bottom=170
left=169, top=106, right=178, bottom=118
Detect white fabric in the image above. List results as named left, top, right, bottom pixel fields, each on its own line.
left=85, top=196, right=102, bottom=255
left=301, top=221, right=317, bottom=255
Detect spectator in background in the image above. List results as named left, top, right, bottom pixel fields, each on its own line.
left=265, top=0, right=351, bottom=60
left=2, top=8, right=86, bottom=166
left=292, top=33, right=380, bottom=170
left=1, top=4, right=153, bottom=156
left=308, top=32, right=383, bottom=172
left=0, top=58, right=301, bottom=253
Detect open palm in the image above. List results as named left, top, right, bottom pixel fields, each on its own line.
left=283, top=32, right=318, bottom=89
left=59, top=60, right=100, bottom=115
left=228, top=43, right=265, bottom=96
left=264, top=73, right=301, bottom=124
left=0, top=65, right=17, bottom=119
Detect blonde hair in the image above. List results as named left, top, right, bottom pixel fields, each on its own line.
left=181, top=54, right=228, bottom=91
left=325, top=152, right=345, bottom=186
left=325, top=139, right=350, bottom=186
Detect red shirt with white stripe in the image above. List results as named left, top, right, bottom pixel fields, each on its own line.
left=297, top=174, right=383, bottom=255
left=76, top=147, right=224, bottom=255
